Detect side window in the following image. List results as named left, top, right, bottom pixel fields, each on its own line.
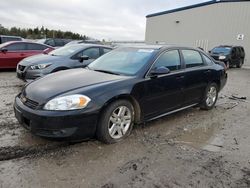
left=182, top=50, right=204, bottom=68
left=231, top=48, right=236, bottom=58
left=27, top=43, right=47, bottom=50
left=103, top=48, right=112, bottom=54
left=153, top=50, right=181, bottom=71
left=6, top=43, right=27, bottom=51
left=2, top=37, right=21, bottom=43
left=202, top=54, right=213, bottom=65
left=55, top=39, right=64, bottom=47
left=82, top=48, right=100, bottom=59
left=45, top=39, right=55, bottom=47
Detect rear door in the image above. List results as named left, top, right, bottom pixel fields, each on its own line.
left=181, top=49, right=210, bottom=106
left=140, top=49, right=185, bottom=119
left=0, top=43, right=28, bottom=68
left=27, top=43, right=47, bottom=56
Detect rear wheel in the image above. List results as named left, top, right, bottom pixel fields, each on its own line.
left=96, top=100, right=134, bottom=144
left=200, top=83, right=218, bottom=110
left=236, top=59, right=243, bottom=68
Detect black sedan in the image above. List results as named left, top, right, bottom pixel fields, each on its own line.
left=14, top=45, right=227, bottom=143
left=16, top=44, right=112, bottom=81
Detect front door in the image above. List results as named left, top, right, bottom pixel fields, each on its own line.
left=0, top=43, right=28, bottom=68
left=139, top=49, right=185, bottom=119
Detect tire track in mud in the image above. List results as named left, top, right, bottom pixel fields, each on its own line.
left=0, top=142, right=72, bottom=161
left=0, top=84, right=24, bottom=88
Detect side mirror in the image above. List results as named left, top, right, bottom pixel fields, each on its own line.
left=150, top=66, right=170, bottom=76
left=43, top=48, right=52, bottom=54
left=208, top=50, right=211, bottom=53
left=1, top=48, right=8, bottom=53
left=79, top=55, right=89, bottom=62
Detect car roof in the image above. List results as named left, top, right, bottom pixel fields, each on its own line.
left=68, top=43, right=112, bottom=49
left=0, top=35, right=22, bottom=38
left=214, top=45, right=243, bottom=48
left=115, top=44, right=202, bottom=51
left=0, top=41, right=53, bottom=48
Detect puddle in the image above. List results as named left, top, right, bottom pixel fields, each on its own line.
left=175, top=125, right=224, bottom=152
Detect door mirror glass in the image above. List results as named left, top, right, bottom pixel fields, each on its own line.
left=150, top=66, right=170, bottom=76
left=79, top=55, right=89, bottom=62
left=1, top=48, right=8, bottom=53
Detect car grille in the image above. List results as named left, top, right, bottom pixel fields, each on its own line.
left=20, top=94, right=39, bottom=109
left=18, top=65, right=26, bottom=71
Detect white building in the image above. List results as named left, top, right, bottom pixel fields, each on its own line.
left=145, top=0, right=250, bottom=66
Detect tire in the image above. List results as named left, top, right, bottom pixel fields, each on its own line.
left=225, top=61, right=230, bottom=69
left=236, top=59, right=243, bottom=68
left=200, top=83, right=218, bottom=110
left=96, top=100, right=135, bottom=144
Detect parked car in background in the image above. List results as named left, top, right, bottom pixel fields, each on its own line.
left=14, top=45, right=227, bottom=143
left=0, top=41, right=54, bottom=69
left=16, top=44, right=112, bottom=81
left=0, top=35, right=23, bottom=44
left=37, top=38, right=72, bottom=47
left=65, top=39, right=103, bottom=46
left=209, top=45, right=245, bottom=68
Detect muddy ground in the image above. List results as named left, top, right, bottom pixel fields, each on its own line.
left=0, top=68, right=250, bottom=188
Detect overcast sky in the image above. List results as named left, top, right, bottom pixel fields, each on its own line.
left=0, top=0, right=208, bottom=40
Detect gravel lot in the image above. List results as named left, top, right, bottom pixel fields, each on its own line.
left=0, top=68, right=250, bottom=188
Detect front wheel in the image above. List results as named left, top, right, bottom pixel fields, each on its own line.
left=200, top=83, right=218, bottom=110
left=96, top=100, right=134, bottom=144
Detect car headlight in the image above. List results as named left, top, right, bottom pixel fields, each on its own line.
left=219, top=55, right=226, bottom=60
left=44, top=94, right=91, bottom=111
left=30, top=63, right=51, bottom=70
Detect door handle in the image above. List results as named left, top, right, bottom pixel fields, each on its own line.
left=204, top=70, right=211, bottom=74
left=176, top=75, right=185, bottom=80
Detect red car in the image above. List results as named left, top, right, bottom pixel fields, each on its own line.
left=0, top=41, right=54, bottom=69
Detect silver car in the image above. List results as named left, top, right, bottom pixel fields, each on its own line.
left=16, top=44, right=112, bottom=81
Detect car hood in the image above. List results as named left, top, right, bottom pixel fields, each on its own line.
left=19, top=54, right=65, bottom=66
left=23, top=69, right=129, bottom=103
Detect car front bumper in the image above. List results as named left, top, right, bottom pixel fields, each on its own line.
left=14, top=96, right=99, bottom=140
left=17, top=68, right=46, bottom=81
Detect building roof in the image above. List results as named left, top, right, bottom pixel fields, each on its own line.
left=146, top=0, right=250, bottom=18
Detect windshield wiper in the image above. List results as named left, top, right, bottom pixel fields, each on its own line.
left=93, top=69, right=121, bottom=75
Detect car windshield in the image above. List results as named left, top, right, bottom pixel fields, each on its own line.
left=211, top=47, right=231, bottom=55
left=88, top=48, right=155, bottom=76
left=48, top=45, right=82, bottom=56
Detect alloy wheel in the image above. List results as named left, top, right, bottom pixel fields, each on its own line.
left=206, top=86, right=217, bottom=107
left=108, top=106, right=132, bottom=139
